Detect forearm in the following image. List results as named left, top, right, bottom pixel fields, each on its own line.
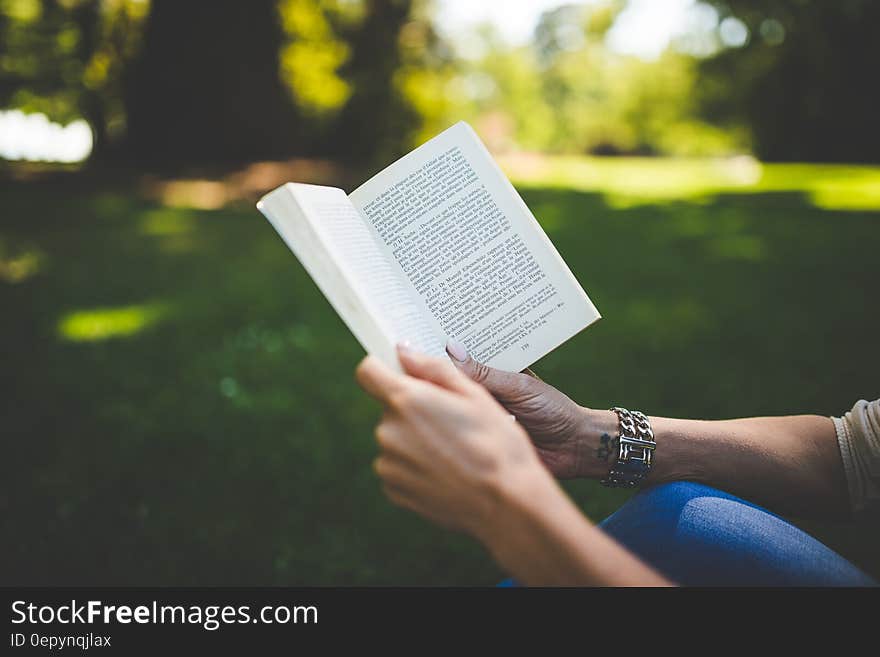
left=575, top=409, right=848, bottom=517
left=479, top=466, right=672, bottom=586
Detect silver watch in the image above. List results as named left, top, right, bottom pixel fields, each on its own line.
left=600, top=407, right=656, bottom=488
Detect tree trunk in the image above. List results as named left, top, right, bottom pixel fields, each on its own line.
left=122, top=0, right=300, bottom=172
left=333, top=0, right=415, bottom=166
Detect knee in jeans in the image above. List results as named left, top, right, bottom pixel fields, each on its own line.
left=640, top=482, right=767, bottom=548
left=636, top=480, right=716, bottom=510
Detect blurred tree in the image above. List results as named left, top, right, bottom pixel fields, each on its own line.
left=329, top=0, right=425, bottom=165
left=698, top=0, right=880, bottom=163
left=2, top=0, right=441, bottom=170
left=456, top=2, right=738, bottom=157
left=123, top=0, right=301, bottom=170
left=534, top=2, right=635, bottom=153
left=124, top=0, right=448, bottom=170
left=391, top=3, right=460, bottom=149
left=0, top=0, right=149, bottom=161
left=534, top=0, right=621, bottom=67
left=277, top=0, right=358, bottom=120
left=462, top=25, right=556, bottom=151
left=276, top=0, right=446, bottom=167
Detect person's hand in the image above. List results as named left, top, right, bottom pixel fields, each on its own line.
left=355, top=344, right=555, bottom=540
left=444, top=339, right=613, bottom=479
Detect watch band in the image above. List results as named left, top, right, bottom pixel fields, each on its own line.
left=601, top=407, right=656, bottom=488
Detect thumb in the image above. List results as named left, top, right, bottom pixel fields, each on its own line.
left=445, top=338, right=527, bottom=399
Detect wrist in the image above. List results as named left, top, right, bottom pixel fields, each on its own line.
left=474, top=459, right=560, bottom=550
left=572, top=407, right=619, bottom=479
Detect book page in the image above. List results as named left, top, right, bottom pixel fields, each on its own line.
left=349, top=122, right=600, bottom=372
left=257, top=184, right=442, bottom=370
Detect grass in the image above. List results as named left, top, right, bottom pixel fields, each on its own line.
left=2, top=157, right=879, bottom=585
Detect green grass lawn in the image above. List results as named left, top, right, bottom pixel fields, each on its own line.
left=2, top=158, right=879, bottom=585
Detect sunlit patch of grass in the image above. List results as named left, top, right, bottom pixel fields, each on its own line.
left=57, top=302, right=169, bottom=342
left=140, top=209, right=197, bottom=236
left=139, top=209, right=200, bottom=252
left=501, top=154, right=761, bottom=202
left=500, top=154, right=880, bottom=211
left=807, top=181, right=880, bottom=211
left=0, top=243, right=44, bottom=283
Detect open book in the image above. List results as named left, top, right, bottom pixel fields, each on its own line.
left=257, top=121, right=600, bottom=372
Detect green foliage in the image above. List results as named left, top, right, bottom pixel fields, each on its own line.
left=278, top=0, right=358, bottom=116
left=452, top=3, right=744, bottom=157
left=2, top=0, right=878, bottom=166
left=697, top=0, right=880, bottom=162
left=393, top=4, right=461, bottom=148
left=1, top=0, right=439, bottom=167
left=0, top=0, right=150, bottom=153
left=2, top=160, right=879, bottom=583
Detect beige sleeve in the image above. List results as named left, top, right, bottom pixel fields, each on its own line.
left=832, top=398, right=880, bottom=516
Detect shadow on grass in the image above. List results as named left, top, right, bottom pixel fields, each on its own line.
left=1, top=180, right=878, bottom=584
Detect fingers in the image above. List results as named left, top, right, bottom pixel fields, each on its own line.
left=355, top=355, right=408, bottom=403
left=396, top=343, right=474, bottom=394
left=373, top=455, right=423, bottom=492
left=374, top=457, right=424, bottom=514
left=379, top=480, right=419, bottom=513
left=445, top=338, right=528, bottom=399
left=374, top=415, right=426, bottom=465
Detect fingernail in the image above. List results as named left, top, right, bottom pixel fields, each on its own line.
left=445, top=338, right=468, bottom=362
left=397, top=340, right=413, bottom=354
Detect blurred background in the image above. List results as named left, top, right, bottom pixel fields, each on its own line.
left=2, top=0, right=878, bottom=585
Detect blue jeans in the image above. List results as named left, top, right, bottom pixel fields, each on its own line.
left=501, top=481, right=877, bottom=586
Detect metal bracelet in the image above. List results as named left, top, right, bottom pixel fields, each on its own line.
left=600, top=406, right=656, bottom=488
